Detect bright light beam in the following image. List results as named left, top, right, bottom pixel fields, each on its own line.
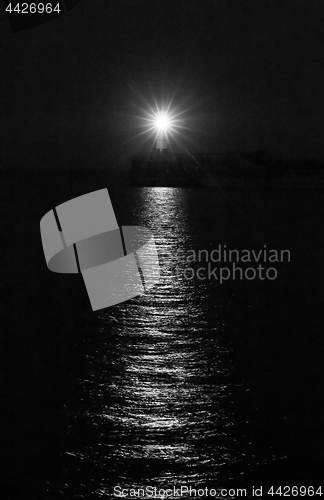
left=154, top=112, right=171, bottom=133
left=125, top=84, right=198, bottom=157
left=145, top=108, right=179, bottom=137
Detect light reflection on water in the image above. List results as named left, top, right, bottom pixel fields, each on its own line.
left=60, top=188, right=267, bottom=499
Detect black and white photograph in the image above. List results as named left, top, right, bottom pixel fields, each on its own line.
left=2, top=1, right=324, bottom=498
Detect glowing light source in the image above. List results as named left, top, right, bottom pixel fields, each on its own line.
left=127, top=85, right=192, bottom=155
left=147, top=108, right=178, bottom=150
left=154, top=112, right=171, bottom=133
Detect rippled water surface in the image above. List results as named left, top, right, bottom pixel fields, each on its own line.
left=38, top=187, right=323, bottom=498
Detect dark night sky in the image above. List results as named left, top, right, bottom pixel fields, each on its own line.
left=3, top=0, right=324, bottom=169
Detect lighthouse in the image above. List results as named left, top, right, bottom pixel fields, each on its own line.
left=155, top=111, right=169, bottom=151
